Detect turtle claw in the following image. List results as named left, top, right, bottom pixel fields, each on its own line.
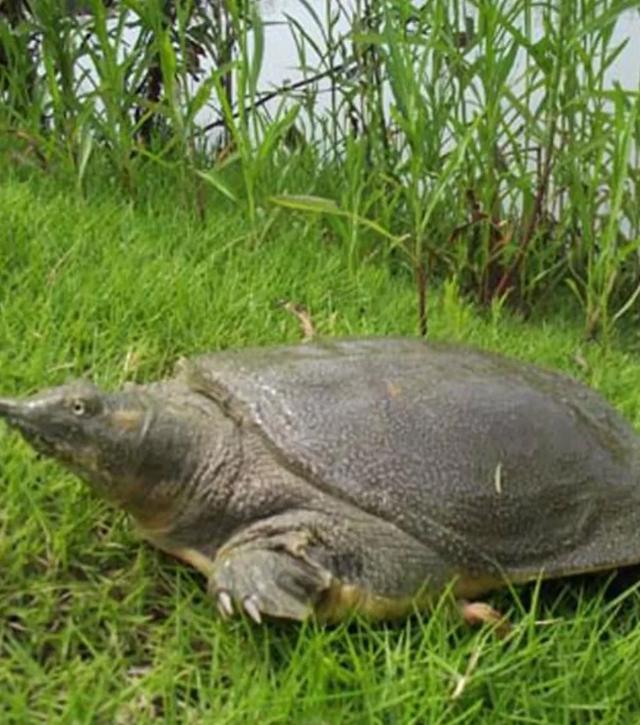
left=216, top=589, right=263, bottom=624
left=217, top=590, right=234, bottom=619
left=243, top=595, right=263, bottom=624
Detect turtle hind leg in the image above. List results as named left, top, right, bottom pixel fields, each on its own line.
left=459, top=599, right=511, bottom=637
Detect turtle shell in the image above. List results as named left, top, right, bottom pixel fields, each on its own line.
left=181, top=337, right=640, bottom=583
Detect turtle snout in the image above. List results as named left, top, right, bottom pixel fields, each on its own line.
left=0, top=396, right=22, bottom=419
left=0, top=396, right=37, bottom=430
left=0, top=396, right=58, bottom=452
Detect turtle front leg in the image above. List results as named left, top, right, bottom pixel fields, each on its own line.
left=206, top=507, right=459, bottom=624
left=208, top=531, right=333, bottom=623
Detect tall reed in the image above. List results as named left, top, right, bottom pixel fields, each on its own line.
left=0, top=0, right=638, bottom=337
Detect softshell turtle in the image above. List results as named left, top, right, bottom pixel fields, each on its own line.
left=2, top=337, right=640, bottom=624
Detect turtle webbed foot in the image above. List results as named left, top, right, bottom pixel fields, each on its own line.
left=459, top=599, right=511, bottom=637
left=208, top=541, right=332, bottom=623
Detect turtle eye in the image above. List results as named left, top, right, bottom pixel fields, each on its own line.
left=67, top=391, right=102, bottom=418
left=71, top=399, right=87, bottom=417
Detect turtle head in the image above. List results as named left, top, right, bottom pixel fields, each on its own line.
left=0, top=381, right=159, bottom=505
left=1, top=379, right=238, bottom=527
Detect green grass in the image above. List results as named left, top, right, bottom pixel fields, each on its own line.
left=2, top=170, right=640, bottom=723
left=2, top=0, right=640, bottom=337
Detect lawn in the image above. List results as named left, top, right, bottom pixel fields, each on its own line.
left=2, top=171, right=640, bottom=723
